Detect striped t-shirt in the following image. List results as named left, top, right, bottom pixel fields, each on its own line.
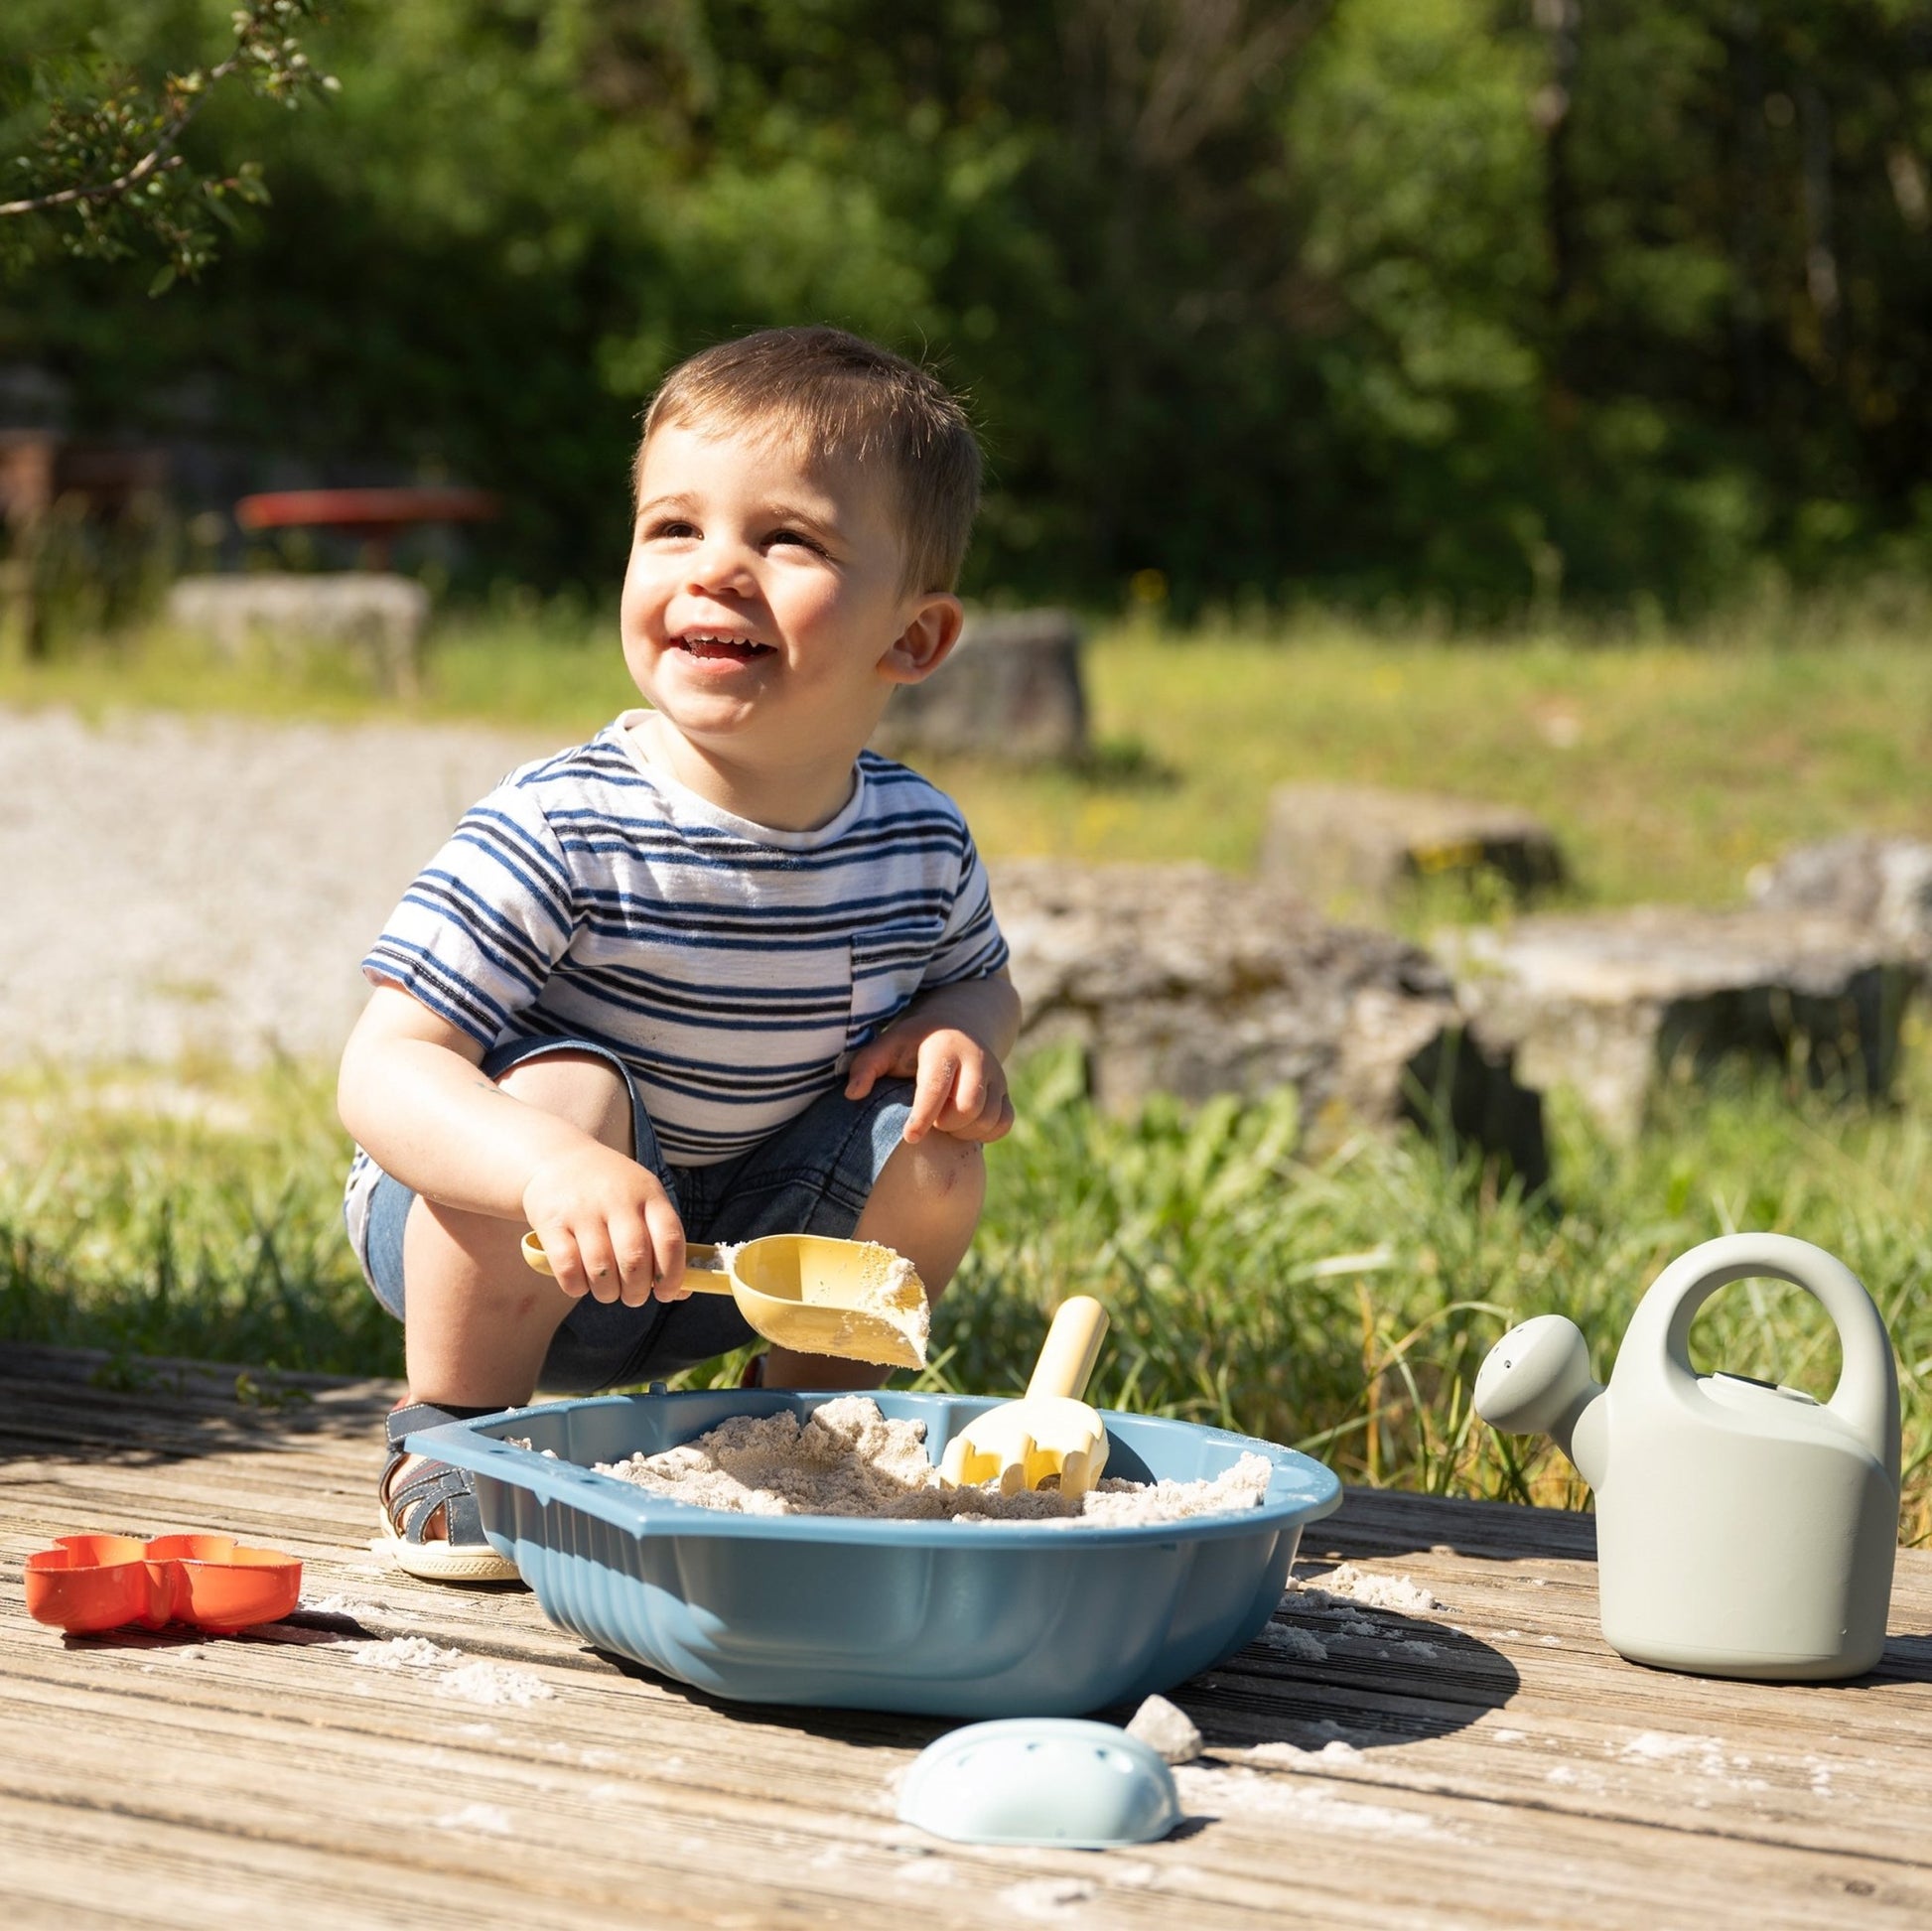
left=342, top=713, right=1008, bottom=1259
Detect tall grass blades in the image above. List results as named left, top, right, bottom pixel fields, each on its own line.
left=0, top=1064, right=395, bottom=1377
left=3, top=1039, right=1926, bottom=1540
left=943, top=1041, right=1932, bottom=1540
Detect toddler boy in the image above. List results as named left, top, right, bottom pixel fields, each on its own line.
left=337, top=327, right=1019, bottom=1578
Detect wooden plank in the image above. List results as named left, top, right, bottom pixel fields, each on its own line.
left=2, top=1342, right=1930, bottom=1928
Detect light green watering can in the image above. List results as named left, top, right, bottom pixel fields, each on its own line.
left=1475, top=1233, right=1900, bottom=1682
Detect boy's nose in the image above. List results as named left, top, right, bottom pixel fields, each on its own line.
left=684, top=536, right=758, bottom=597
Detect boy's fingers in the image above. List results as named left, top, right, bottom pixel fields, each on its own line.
left=645, top=1197, right=688, bottom=1303
left=903, top=1050, right=958, bottom=1142
left=935, top=1056, right=1003, bottom=1134
left=845, top=1035, right=905, bottom=1099
left=948, top=1097, right=1008, bottom=1143
left=574, top=1226, right=623, bottom=1304
left=610, top=1212, right=657, bottom=1308
left=963, top=1086, right=1015, bottom=1143
left=534, top=1228, right=592, bottom=1300
left=950, top=1055, right=987, bottom=1122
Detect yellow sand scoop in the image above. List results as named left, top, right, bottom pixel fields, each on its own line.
left=939, top=1296, right=1111, bottom=1497
left=521, top=1230, right=928, bottom=1371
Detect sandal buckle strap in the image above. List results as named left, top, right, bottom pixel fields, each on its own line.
left=386, top=1400, right=505, bottom=1448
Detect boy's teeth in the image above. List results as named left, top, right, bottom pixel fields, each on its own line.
left=682, top=634, right=766, bottom=657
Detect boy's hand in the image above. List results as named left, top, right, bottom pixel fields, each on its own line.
left=521, top=1144, right=690, bottom=1307
left=846, top=1023, right=1015, bottom=1145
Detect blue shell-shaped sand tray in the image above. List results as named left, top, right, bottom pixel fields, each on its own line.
left=410, top=1389, right=1341, bottom=1719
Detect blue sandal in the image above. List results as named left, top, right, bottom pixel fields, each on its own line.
left=377, top=1401, right=519, bottom=1582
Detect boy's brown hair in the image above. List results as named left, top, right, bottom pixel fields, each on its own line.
left=636, top=327, right=981, bottom=595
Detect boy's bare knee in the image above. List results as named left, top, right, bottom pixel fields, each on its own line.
left=855, top=1130, right=987, bottom=1312
left=495, top=1052, right=633, bottom=1154
left=891, top=1130, right=986, bottom=1211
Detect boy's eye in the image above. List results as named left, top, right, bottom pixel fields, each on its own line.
left=768, top=528, right=824, bottom=554
left=642, top=518, right=697, bottom=541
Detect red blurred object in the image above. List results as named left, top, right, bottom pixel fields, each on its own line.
left=234, top=486, right=500, bottom=566
left=25, top=1533, right=303, bottom=1635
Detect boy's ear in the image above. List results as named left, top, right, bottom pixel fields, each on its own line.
left=879, top=595, right=965, bottom=686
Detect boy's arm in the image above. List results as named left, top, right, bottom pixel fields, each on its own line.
left=844, top=969, right=1022, bottom=1145
left=337, top=985, right=685, bottom=1299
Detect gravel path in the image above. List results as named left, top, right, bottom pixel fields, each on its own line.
left=3, top=705, right=564, bottom=1071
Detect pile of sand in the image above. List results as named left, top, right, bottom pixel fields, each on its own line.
left=718, top=1238, right=929, bottom=1368
left=595, top=1395, right=1272, bottom=1526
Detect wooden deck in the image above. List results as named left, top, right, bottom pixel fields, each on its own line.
left=3, top=1341, right=1930, bottom=1930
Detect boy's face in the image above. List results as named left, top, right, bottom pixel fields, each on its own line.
left=621, top=418, right=958, bottom=788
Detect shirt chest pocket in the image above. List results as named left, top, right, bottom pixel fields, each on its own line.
left=846, top=916, right=949, bottom=1052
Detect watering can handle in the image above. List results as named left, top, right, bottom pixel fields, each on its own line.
left=1623, top=1232, right=1899, bottom=1471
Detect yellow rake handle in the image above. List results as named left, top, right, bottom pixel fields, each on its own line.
left=1027, top=1296, right=1109, bottom=1401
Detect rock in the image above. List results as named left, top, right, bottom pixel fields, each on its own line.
left=1259, top=783, right=1566, bottom=913
left=871, top=608, right=1087, bottom=763
left=992, top=859, right=1547, bottom=1184
left=1747, top=834, right=1932, bottom=957
left=166, top=572, right=430, bottom=696
left=1126, top=1696, right=1202, bottom=1764
left=1439, top=906, right=1921, bottom=1141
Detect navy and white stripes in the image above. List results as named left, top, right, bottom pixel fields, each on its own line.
left=345, top=714, right=1007, bottom=1248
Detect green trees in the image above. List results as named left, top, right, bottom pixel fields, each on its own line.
left=4, top=0, right=1926, bottom=617
left=0, top=1, right=333, bottom=290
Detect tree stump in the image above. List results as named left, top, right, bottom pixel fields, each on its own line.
left=872, top=609, right=1087, bottom=764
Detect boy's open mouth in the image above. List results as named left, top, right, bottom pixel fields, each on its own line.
left=674, top=632, right=774, bottom=663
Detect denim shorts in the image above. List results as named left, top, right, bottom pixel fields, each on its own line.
left=361, top=1036, right=915, bottom=1392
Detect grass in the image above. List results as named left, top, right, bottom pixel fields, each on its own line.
left=0, top=1061, right=398, bottom=1381
left=935, top=613, right=1932, bottom=914
left=4, top=1033, right=1930, bottom=1538
left=3, top=603, right=1930, bottom=1530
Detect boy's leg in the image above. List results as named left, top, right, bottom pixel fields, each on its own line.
left=381, top=1048, right=638, bottom=1554
left=400, top=1048, right=634, bottom=1407
left=760, top=1127, right=985, bottom=1389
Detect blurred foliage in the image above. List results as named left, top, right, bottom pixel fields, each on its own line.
left=3, top=0, right=1930, bottom=618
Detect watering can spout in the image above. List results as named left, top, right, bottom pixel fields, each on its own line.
left=1473, top=1314, right=1608, bottom=1488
